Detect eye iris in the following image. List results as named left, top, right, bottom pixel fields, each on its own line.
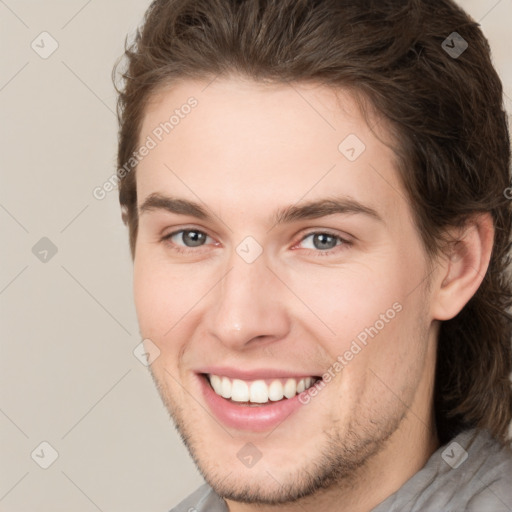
left=182, top=230, right=206, bottom=247
left=313, top=233, right=338, bottom=250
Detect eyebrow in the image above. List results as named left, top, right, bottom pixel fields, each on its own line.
left=138, top=192, right=383, bottom=226
left=139, top=193, right=208, bottom=219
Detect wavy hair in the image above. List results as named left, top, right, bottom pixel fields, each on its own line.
left=113, top=0, right=512, bottom=444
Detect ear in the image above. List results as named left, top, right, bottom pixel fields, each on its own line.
left=430, top=212, right=494, bottom=321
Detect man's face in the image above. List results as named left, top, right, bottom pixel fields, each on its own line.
left=133, top=77, right=438, bottom=504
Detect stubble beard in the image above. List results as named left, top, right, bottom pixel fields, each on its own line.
left=150, top=368, right=406, bottom=507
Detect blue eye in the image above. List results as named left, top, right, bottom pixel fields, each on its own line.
left=296, top=232, right=351, bottom=255
left=300, top=232, right=341, bottom=250
left=160, top=228, right=351, bottom=257
left=164, top=229, right=212, bottom=248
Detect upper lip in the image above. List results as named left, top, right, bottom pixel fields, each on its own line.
left=196, top=366, right=321, bottom=380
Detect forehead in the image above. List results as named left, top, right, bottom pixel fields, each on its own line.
left=136, top=77, right=408, bottom=227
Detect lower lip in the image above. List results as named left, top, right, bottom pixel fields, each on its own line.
left=198, top=374, right=310, bottom=432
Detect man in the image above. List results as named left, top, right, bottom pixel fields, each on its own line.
left=113, top=0, right=512, bottom=510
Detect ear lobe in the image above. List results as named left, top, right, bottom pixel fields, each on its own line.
left=430, top=213, right=494, bottom=321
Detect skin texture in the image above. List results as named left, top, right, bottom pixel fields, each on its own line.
left=132, top=77, right=494, bottom=512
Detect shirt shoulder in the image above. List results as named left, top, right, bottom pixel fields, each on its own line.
left=373, top=429, right=512, bottom=512
left=169, top=483, right=227, bottom=512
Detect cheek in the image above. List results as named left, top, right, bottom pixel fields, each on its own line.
left=132, top=254, right=190, bottom=345
left=133, top=260, right=187, bottom=378
left=132, top=251, right=213, bottom=342
left=133, top=254, right=166, bottom=336
left=288, top=262, right=405, bottom=353
left=350, top=288, right=431, bottom=401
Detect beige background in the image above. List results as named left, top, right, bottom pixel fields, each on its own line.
left=1, top=1, right=511, bottom=511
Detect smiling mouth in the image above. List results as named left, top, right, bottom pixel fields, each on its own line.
left=203, top=373, right=322, bottom=406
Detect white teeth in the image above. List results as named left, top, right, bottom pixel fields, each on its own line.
left=283, top=378, right=297, bottom=399
left=231, top=379, right=249, bottom=402
left=268, top=380, right=284, bottom=401
left=210, top=374, right=222, bottom=395
left=221, top=377, right=232, bottom=399
left=208, top=374, right=318, bottom=404
left=249, top=380, right=268, bottom=403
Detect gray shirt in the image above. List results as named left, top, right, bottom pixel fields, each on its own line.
left=170, top=429, right=512, bottom=511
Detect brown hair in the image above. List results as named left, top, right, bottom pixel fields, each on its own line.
left=114, top=0, right=512, bottom=444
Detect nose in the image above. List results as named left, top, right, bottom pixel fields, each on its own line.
left=205, top=252, right=291, bottom=350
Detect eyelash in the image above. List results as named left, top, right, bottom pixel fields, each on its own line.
left=160, top=228, right=352, bottom=256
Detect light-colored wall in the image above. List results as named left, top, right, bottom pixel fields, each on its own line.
left=1, top=1, right=510, bottom=510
